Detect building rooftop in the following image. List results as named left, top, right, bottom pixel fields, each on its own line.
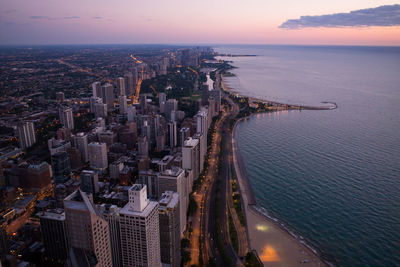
left=184, top=137, right=199, bottom=147
left=120, top=200, right=158, bottom=217
left=161, top=167, right=184, bottom=177
left=159, top=191, right=179, bottom=209
left=39, top=209, right=65, bottom=221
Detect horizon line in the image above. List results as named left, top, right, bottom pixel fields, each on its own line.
left=0, top=43, right=399, bottom=48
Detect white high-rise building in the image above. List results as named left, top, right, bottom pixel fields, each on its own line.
left=182, top=137, right=200, bottom=180
left=64, top=190, right=112, bottom=267
left=117, top=77, right=126, bottom=96
left=16, top=121, right=36, bottom=150
left=59, top=106, right=74, bottom=130
left=158, top=168, right=187, bottom=235
left=119, top=185, right=161, bottom=267
left=119, top=95, right=127, bottom=114
left=74, top=132, right=88, bottom=162
left=195, top=109, right=208, bottom=135
left=92, top=81, right=102, bottom=98
left=88, top=142, right=108, bottom=171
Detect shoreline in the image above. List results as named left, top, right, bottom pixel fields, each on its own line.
left=232, top=116, right=330, bottom=266
left=224, top=76, right=332, bottom=266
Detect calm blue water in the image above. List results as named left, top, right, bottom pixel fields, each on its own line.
left=215, top=45, right=400, bottom=266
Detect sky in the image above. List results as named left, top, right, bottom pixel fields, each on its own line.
left=0, top=0, right=400, bottom=45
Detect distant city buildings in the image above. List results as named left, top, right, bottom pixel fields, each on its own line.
left=0, top=46, right=217, bottom=267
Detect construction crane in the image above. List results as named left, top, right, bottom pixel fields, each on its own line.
left=133, top=66, right=144, bottom=104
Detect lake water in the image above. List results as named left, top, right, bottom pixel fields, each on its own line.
left=214, top=45, right=400, bottom=266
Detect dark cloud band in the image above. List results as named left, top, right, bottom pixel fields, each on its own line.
left=279, top=4, right=400, bottom=29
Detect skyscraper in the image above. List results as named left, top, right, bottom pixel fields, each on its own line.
left=59, top=106, right=74, bottom=130
left=94, top=102, right=108, bottom=118
left=92, top=81, right=102, bottom=98
left=119, top=95, right=127, bottom=114
left=194, top=132, right=206, bottom=174
left=182, top=137, right=200, bottom=180
left=158, top=92, right=166, bottom=110
left=164, top=99, right=178, bottom=121
left=88, top=142, right=108, bottom=171
left=138, top=169, right=160, bottom=200
left=98, top=204, right=122, bottom=267
left=64, top=190, right=112, bottom=267
left=39, top=209, right=69, bottom=262
left=195, top=109, right=208, bottom=135
left=51, top=151, right=71, bottom=184
left=124, top=72, right=134, bottom=97
left=119, top=184, right=161, bottom=267
left=74, top=132, right=88, bottom=162
left=179, top=127, right=190, bottom=147
left=102, top=83, right=114, bottom=108
left=117, top=77, right=126, bottom=96
left=167, top=121, right=177, bottom=148
left=158, top=191, right=180, bottom=267
left=158, top=168, right=187, bottom=235
left=138, top=136, right=149, bottom=158
left=127, top=106, right=137, bottom=122
left=80, top=170, right=99, bottom=195
left=16, top=121, right=36, bottom=150
left=89, top=96, right=103, bottom=113
left=56, top=92, right=65, bottom=103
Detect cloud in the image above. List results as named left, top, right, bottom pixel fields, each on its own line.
left=279, top=4, right=400, bottom=29
left=29, top=15, right=50, bottom=20
left=63, top=16, right=80, bottom=19
left=29, top=15, right=80, bottom=20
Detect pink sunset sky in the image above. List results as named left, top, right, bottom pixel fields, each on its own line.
left=1, top=0, right=399, bottom=45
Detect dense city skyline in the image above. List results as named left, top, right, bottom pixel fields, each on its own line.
left=1, top=0, right=400, bottom=45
